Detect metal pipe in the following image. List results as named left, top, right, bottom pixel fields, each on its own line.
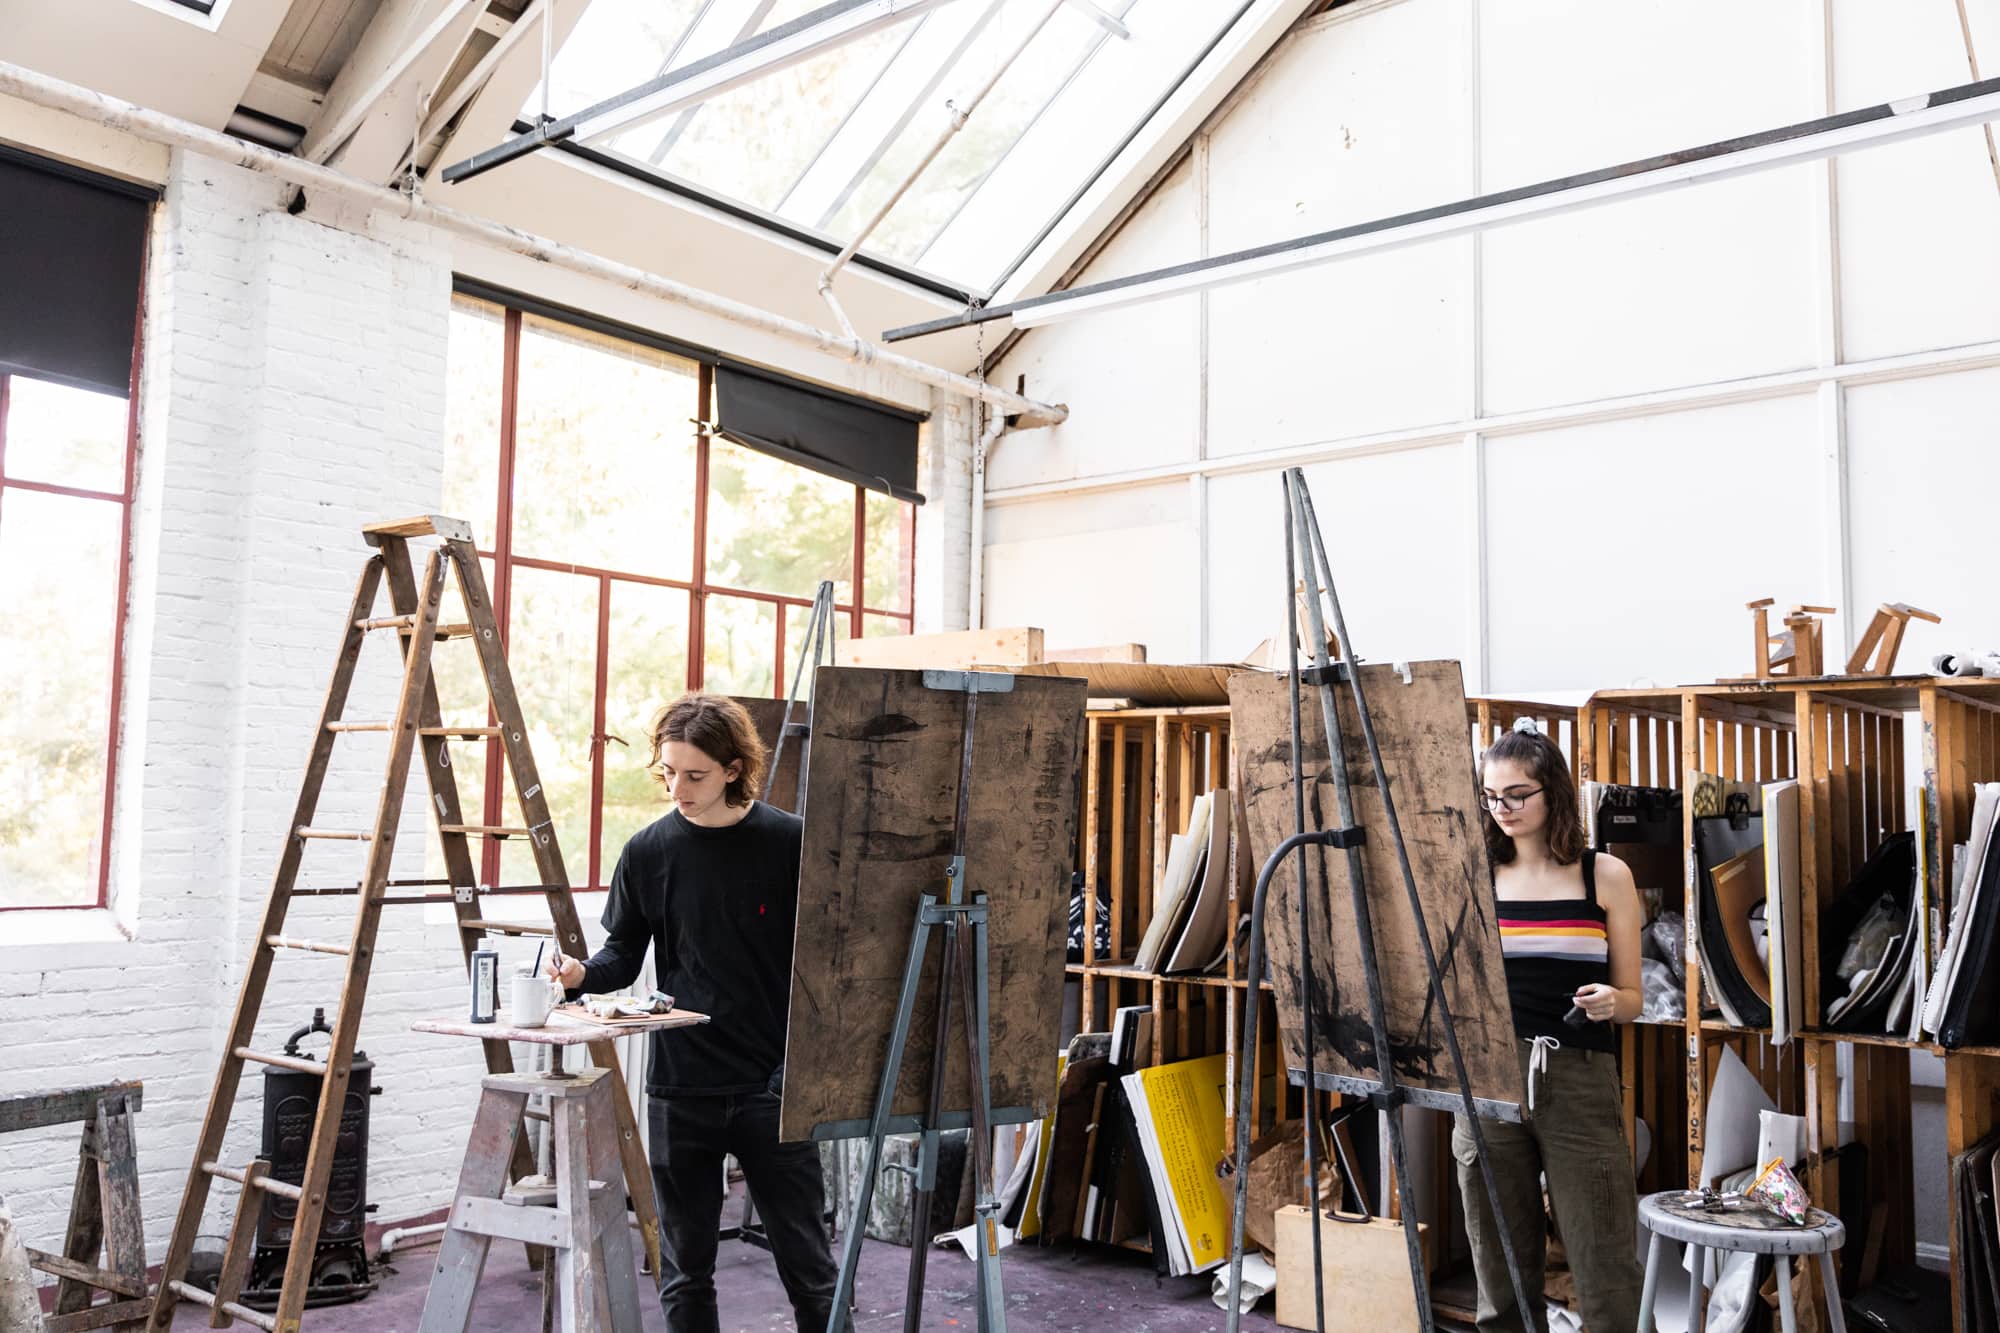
left=966, top=403, right=1005, bottom=629
left=377, top=1220, right=449, bottom=1256
left=0, top=60, right=1067, bottom=429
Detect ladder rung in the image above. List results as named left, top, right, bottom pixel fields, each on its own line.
left=203, top=1161, right=304, bottom=1201
left=234, top=1047, right=328, bottom=1078
left=168, top=1280, right=279, bottom=1331
left=325, top=720, right=393, bottom=733
left=419, top=726, right=503, bottom=738
left=459, top=920, right=554, bottom=936
left=439, top=824, right=532, bottom=838
left=265, top=934, right=351, bottom=956
left=296, top=827, right=373, bottom=841
left=354, top=614, right=475, bottom=639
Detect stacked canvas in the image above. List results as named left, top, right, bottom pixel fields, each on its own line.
left=1132, top=790, right=1235, bottom=975
left=1921, top=783, right=2000, bottom=1047
left=1122, top=1053, right=1232, bottom=1276
left=1954, top=1127, right=2000, bottom=1332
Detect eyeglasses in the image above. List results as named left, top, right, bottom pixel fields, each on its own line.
left=1478, top=787, right=1544, bottom=813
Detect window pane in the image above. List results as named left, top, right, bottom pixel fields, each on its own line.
left=500, top=567, right=600, bottom=888
left=864, top=613, right=912, bottom=639
left=4, top=376, right=128, bottom=494
left=512, top=316, right=699, bottom=579
left=702, top=594, right=776, bottom=698
left=601, top=581, right=691, bottom=878
left=779, top=600, right=841, bottom=701
left=706, top=438, right=853, bottom=602
left=863, top=491, right=912, bottom=612
left=0, top=491, right=121, bottom=906
left=523, top=0, right=708, bottom=120
left=443, top=299, right=505, bottom=547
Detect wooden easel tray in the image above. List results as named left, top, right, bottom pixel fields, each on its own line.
left=556, top=1002, right=704, bottom=1029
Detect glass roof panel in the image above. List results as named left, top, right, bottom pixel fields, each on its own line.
left=518, top=0, right=1248, bottom=293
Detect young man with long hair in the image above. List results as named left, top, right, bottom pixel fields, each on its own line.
left=549, top=693, right=836, bottom=1332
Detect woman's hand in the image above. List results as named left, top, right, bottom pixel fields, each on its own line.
left=1573, top=982, right=1622, bottom=1023
left=546, top=954, right=586, bottom=990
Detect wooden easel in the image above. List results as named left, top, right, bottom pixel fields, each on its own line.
left=148, top=516, right=656, bottom=1333
left=4, top=1082, right=148, bottom=1332
left=1845, top=603, right=1941, bottom=676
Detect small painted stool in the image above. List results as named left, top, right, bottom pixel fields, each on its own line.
left=1636, top=1189, right=1847, bottom=1333
left=412, top=1007, right=705, bottom=1333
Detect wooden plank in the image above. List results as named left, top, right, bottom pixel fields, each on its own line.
left=46, top=1300, right=155, bottom=1333
left=1138, top=720, right=1157, bottom=941
left=209, top=1159, right=267, bottom=1323
left=1045, top=643, right=1146, bottom=663
left=419, top=1085, right=527, bottom=1333
left=1111, top=722, right=1130, bottom=961
left=0, top=1083, right=142, bottom=1135
left=1681, top=693, right=1702, bottom=1189
left=1083, top=717, right=1102, bottom=984
left=839, top=626, right=1043, bottom=670
left=985, top=661, right=1235, bottom=708
left=778, top=667, right=1086, bottom=1141
left=1829, top=709, right=1854, bottom=895
left=93, top=1101, right=145, bottom=1331
left=1230, top=664, right=1524, bottom=1110
left=55, top=1115, right=104, bottom=1317
left=453, top=1195, right=568, bottom=1250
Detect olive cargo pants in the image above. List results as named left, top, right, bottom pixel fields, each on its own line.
left=1452, top=1040, right=1643, bottom=1333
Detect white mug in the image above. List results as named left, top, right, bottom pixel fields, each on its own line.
left=511, top=972, right=556, bottom=1028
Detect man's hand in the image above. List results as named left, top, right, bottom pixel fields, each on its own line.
left=546, top=954, right=586, bottom=990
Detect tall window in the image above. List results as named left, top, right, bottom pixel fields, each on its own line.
left=0, top=373, right=140, bottom=909
left=442, top=295, right=917, bottom=889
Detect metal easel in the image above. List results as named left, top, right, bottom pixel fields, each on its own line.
left=1224, top=469, right=1540, bottom=1333
left=826, top=668, right=1015, bottom=1333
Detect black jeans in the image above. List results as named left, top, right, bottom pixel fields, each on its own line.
left=647, top=1090, right=838, bottom=1333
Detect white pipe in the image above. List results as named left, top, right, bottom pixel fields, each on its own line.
left=967, top=404, right=1005, bottom=630
left=377, top=1220, right=449, bottom=1255
left=0, top=61, right=1067, bottom=429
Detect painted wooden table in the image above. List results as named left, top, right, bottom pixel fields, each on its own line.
left=412, top=1008, right=708, bottom=1333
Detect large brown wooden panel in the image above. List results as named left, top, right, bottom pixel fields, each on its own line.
left=1231, top=664, right=1524, bottom=1110
left=779, top=666, right=1086, bottom=1141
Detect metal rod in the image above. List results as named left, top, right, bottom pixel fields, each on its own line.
left=882, top=70, right=2000, bottom=341
left=1291, top=469, right=1540, bottom=1331
left=0, top=61, right=1067, bottom=429
left=768, top=579, right=835, bottom=802
left=1281, top=473, right=1327, bottom=1333
left=1283, top=475, right=1433, bottom=1332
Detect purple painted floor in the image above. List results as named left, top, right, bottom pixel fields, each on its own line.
left=167, top=1232, right=1288, bottom=1332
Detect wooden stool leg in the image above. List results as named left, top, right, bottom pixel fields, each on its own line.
left=584, top=1077, right=642, bottom=1332
left=1773, top=1254, right=1796, bottom=1333
left=1686, top=1244, right=1706, bottom=1333
left=1818, top=1252, right=1848, bottom=1333
left=96, top=1098, right=148, bottom=1333
left=1636, top=1229, right=1663, bottom=1332
left=553, top=1091, right=605, bottom=1333
left=420, top=1086, right=529, bottom=1333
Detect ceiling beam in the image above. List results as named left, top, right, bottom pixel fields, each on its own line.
left=885, top=73, right=2000, bottom=342
left=299, top=0, right=484, bottom=166
left=440, top=0, right=967, bottom=185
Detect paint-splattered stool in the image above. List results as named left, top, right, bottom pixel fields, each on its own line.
left=1636, top=1189, right=1847, bottom=1333
left=412, top=1008, right=703, bottom=1333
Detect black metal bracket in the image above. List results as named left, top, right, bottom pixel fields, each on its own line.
left=1298, top=662, right=1351, bottom=686
left=1323, top=826, right=1367, bottom=850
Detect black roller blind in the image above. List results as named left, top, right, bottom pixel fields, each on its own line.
left=715, top=364, right=924, bottom=504
left=0, top=150, right=154, bottom=396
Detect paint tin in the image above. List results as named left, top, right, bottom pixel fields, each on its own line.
left=470, top=948, right=498, bottom=1023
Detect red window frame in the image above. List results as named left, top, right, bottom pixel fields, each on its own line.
left=462, top=298, right=918, bottom=890
left=0, top=306, right=145, bottom=912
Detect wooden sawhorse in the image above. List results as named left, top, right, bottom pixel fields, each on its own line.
left=2, top=1081, right=149, bottom=1332
left=413, top=1008, right=706, bottom=1333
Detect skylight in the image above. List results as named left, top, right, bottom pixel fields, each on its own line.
left=521, top=0, right=1246, bottom=295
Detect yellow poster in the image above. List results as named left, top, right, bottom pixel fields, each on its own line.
left=1132, top=1053, right=1230, bottom=1270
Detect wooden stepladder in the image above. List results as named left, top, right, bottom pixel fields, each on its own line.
left=148, top=516, right=657, bottom=1333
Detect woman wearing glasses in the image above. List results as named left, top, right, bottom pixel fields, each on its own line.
left=1453, top=723, right=1645, bottom=1333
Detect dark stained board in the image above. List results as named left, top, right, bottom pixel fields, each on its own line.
left=1230, top=664, right=1524, bottom=1111
left=779, top=667, right=1086, bottom=1142
left=731, top=695, right=806, bottom=814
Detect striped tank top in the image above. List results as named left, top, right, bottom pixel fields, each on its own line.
left=1496, top=849, right=1615, bottom=1052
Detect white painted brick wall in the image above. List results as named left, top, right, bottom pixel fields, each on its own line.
left=0, top=152, right=488, bottom=1264
left=914, top=389, right=975, bottom=634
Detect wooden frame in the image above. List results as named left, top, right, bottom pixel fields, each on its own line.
left=4, top=1082, right=148, bottom=1333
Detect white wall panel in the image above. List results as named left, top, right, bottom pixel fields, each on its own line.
left=1480, top=0, right=1815, bottom=189
left=1204, top=444, right=1469, bottom=666
left=1205, top=0, right=1472, bottom=450
left=1480, top=169, right=1821, bottom=413
left=1833, top=0, right=2000, bottom=361
left=1485, top=395, right=1825, bottom=693
left=985, top=160, right=1202, bottom=491
left=983, top=484, right=1200, bottom=660
left=1845, top=368, right=2000, bottom=670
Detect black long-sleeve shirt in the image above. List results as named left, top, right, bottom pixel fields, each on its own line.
left=575, top=802, right=803, bottom=1096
